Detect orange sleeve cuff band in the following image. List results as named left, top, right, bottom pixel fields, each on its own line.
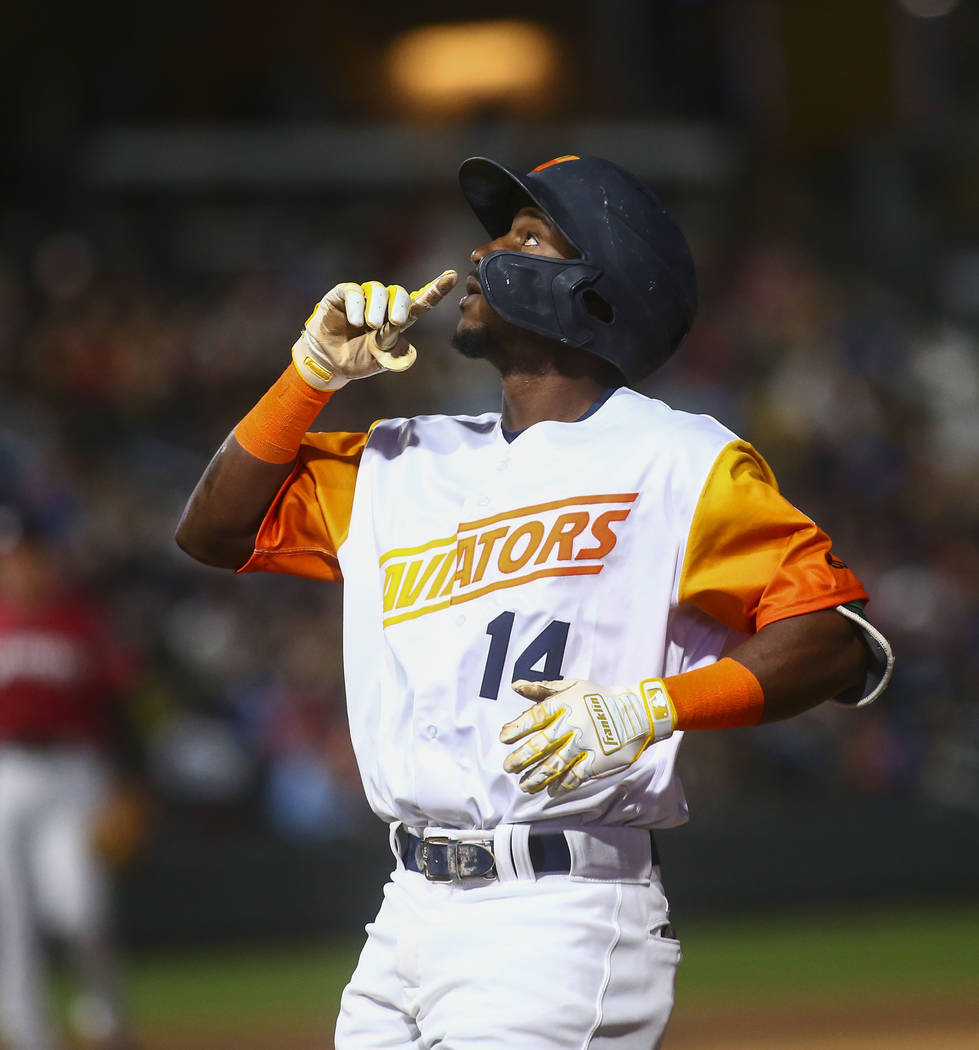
left=234, top=364, right=333, bottom=464
left=664, top=657, right=765, bottom=731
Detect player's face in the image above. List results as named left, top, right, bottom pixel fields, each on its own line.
left=454, top=207, right=577, bottom=343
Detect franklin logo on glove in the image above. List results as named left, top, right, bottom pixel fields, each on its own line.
left=586, top=692, right=621, bottom=751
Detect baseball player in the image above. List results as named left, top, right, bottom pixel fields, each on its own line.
left=177, top=154, right=893, bottom=1049
left=0, top=507, right=140, bottom=1050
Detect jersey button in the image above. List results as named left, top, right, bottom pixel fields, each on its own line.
left=477, top=496, right=491, bottom=507
left=455, top=614, right=466, bottom=626
left=426, top=725, right=438, bottom=739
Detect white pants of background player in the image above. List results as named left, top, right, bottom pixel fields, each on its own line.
left=336, top=824, right=680, bottom=1050
left=0, top=745, right=126, bottom=1050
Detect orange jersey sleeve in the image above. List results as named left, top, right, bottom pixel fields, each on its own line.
left=677, top=440, right=868, bottom=633
left=237, top=430, right=368, bottom=582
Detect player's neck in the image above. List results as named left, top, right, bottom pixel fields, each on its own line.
left=499, top=370, right=609, bottom=432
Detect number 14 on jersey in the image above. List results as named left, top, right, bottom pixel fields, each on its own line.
left=479, top=612, right=570, bottom=701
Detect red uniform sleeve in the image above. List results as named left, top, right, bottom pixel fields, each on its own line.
left=237, top=430, right=368, bottom=582
left=677, top=441, right=868, bottom=633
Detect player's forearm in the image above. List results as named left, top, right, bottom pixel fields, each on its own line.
left=657, top=608, right=868, bottom=734
left=176, top=363, right=332, bottom=569
left=721, top=607, right=868, bottom=723
left=663, top=609, right=869, bottom=733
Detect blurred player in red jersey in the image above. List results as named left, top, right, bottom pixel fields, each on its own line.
left=0, top=506, right=141, bottom=1050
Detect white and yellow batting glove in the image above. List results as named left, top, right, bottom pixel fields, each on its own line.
left=500, top=677, right=677, bottom=797
left=292, top=270, right=458, bottom=391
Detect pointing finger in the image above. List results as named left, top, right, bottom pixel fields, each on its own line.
left=407, top=270, right=458, bottom=322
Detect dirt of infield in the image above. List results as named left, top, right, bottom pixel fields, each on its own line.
left=132, top=990, right=979, bottom=1050
left=664, top=992, right=979, bottom=1049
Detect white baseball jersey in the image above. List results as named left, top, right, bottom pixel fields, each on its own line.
left=240, top=386, right=870, bottom=832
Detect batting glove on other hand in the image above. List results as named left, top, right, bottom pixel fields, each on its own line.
left=500, top=677, right=677, bottom=797
left=292, top=270, right=458, bottom=391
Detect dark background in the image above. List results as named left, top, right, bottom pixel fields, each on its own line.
left=2, top=0, right=977, bottom=944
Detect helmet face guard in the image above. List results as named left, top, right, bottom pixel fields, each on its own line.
left=459, top=155, right=697, bottom=384
left=477, top=252, right=603, bottom=347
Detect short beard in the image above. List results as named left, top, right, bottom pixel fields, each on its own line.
left=451, top=325, right=502, bottom=361
left=451, top=321, right=579, bottom=380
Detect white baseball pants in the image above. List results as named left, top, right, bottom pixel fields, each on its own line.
left=336, top=825, right=680, bottom=1050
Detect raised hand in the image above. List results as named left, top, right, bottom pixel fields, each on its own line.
left=292, top=270, right=458, bottom=390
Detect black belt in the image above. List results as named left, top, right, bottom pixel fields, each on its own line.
left=397, top=826, right=658, bottom=883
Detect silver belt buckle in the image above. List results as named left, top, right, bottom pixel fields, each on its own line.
left=415, top=836, right=497, bottom=882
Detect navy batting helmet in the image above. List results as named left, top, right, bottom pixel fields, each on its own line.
left=458, top=154, right=698, bottom=384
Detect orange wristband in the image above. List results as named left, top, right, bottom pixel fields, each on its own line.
left=234, top=364, right=333, bottom=464
left=663, top=658, right=764, bottom=731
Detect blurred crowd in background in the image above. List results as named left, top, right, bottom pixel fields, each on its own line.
left=1, top=0, right=977, bottom=851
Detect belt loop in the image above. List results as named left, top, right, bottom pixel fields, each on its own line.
left=564, top=827, right=653, bottom=883
left=508, top=824, right=535, bottom=881
left=492, top=824, right=518, bottom=883
left=390, top=822, right=406, bottom=870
